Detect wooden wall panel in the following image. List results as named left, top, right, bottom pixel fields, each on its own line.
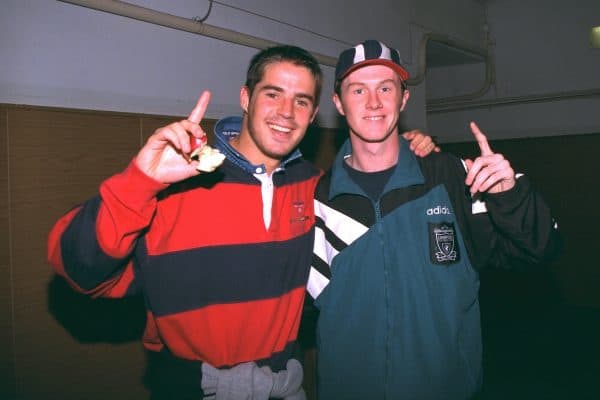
left=140, top=116, right=179, bottom=144
left=7, top=107, right=148, bottom=399
left=140, top=115, right=216, bottom=144
left=0, top=106, right=16, bottom=399
left=298, top=124, right=344, bottom=171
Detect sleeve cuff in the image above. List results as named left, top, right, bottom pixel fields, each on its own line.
left=101, top=159, right=169, bottom=207
left=485, top=175, right=530, bottom=209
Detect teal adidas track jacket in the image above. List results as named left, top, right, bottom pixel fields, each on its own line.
left=308, top=137, right=560, bottom=400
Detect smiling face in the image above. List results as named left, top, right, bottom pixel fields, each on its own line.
left=235, top=61, right=319, bottom=173
left=333, top=64, right=409, bottom=145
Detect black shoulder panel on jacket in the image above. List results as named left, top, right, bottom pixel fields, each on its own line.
left=314, top=169, right=375, bottom=227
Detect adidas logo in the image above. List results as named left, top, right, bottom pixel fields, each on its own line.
left=426, top=205, right=452, bottom=215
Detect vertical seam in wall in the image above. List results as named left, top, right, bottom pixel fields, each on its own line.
left=139, top=117, right=144, bottom=149
left=5, top=109, right=17, bottom=395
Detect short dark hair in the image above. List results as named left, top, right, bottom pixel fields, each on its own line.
left=245, top=45, right=323, bottom=107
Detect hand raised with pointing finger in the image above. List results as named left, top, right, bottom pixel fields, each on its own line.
left=464, top=121, right=515, bottom=194
left=135, top=91, right=211, bottom=184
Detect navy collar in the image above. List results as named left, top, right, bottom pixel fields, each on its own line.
left=213, top=116, right=303, bottom=175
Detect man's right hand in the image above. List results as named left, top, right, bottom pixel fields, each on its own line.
left=135, top=91, right=211, bottom=184
left=402, top=129, right=440, bottom=157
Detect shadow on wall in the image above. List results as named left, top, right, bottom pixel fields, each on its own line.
left=47, top=275, right=146, bottom=343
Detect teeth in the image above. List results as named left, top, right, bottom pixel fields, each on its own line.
left=365, top=116, right=384, bottom=120
left=268, top=123, right=292, bottom=133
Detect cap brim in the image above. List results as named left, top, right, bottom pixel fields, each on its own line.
left=338, top=59, right=410, bottom=83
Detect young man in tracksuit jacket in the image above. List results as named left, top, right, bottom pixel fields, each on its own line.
left=308, top=40, right=561, bottom=399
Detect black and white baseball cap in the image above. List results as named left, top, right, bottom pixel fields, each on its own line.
left=335, top=39, right=410, bottom=85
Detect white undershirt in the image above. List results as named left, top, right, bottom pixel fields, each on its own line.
left=253, top=172, right=274, bottom=229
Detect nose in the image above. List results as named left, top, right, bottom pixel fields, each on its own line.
left=367, top=91, right=382, bottom=110
left=278, top=97, right=295, bottom=118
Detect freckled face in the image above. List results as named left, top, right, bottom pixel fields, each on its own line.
left=334, top=64, right=409, bottom=144
left=239, top=61, right=319, bottom=169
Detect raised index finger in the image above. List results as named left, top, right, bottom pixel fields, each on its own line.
left=470, top=121, right=493, bottom=156
left=188, top=91, right=211, bottom=124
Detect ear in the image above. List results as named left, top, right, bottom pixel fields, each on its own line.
left=332, top=93, right=345, bottom=116
left=240, top=86, right=250, bottom=113
left=398, top=89, right=410, bottom=112
left=309, top=105, right=320, bottom=123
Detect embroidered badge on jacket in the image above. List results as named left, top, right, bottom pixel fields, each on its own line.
left=428, top=222, right=460, bottom=265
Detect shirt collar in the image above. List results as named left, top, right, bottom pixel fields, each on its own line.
left=328, top=136, right=425, bottom=200
left=213, top=115, right=303, bottom=175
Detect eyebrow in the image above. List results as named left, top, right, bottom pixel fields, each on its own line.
left=345, top=78, right=397, bottom=89
left=260, top=85, right=315, bottom=104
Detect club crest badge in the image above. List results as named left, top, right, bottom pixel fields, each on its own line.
left=429, top=222, right=460, bottom=265
left=290, top=201, right=309, bottom=223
